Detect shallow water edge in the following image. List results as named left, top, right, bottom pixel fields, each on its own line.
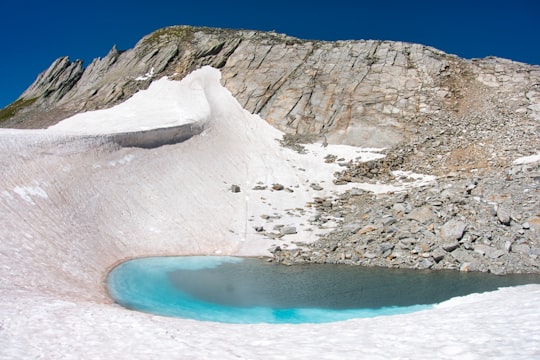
left=107, top=256, right=540, bottom=324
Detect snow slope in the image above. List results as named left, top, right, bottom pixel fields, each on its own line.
left=1, top=66, right=539, bottom=359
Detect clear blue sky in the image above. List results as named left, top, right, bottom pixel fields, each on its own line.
left=1, top=0, right=538, bottom=108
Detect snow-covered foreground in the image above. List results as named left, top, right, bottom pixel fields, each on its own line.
left=2, top=285, right=539, bottom=359
left=1, top=67, right=539, bottom=359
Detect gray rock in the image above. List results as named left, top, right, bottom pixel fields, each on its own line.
left=473, top=244, right=505, bottom=259
left=512, top=244, right=531, bottom=255
left=460, top=262, right=480, bottom=272
left=392, top=203, right=408, bottom=214
left=25, top=57, right=85, bottom=104
left=439, top=220, right=467, bottom=242
left=488, top=249, right=505, bottom=259
left=442, top=241, right=460, bottom=252
left=432, top=248, right=446, bottom=263
left=419, top=258, right=434, bottom=269
left=473, top=244, right=489, bottom=256
left=364, top=252, right=377, bottom=259
left=407, top=206, right=436, bottom=224
left=465, top=182, right=477, bottom=194
left=450, top=248, right=476, bottom=264
left=230, top=184, right=241, bottom=193
left=496, top=206, right=512, bottom=225
left=381, top=217, right=397, bottom=227
left=379, top=243, right=395, bottom=253
left=342, top=222, right=362, bottom=233
left=310, top=183, right=324, bottom=191
left=280, top=226, right=297, bottom=235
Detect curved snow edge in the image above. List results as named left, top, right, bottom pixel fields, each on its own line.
left=105, top=121, right=207, bottom=148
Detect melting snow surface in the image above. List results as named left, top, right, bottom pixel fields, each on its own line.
left=513, top=152, right=540, bottom=165
left=1, top=66, right=539, bottom=359
left=48, top=73, right=211, bottom=134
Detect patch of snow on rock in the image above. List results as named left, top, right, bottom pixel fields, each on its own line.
left=513, top=152, right=540, bottom=165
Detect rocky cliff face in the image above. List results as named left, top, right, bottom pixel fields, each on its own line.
left=3, top=25, right=539, bottom=149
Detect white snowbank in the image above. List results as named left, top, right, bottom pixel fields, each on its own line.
left=48, top=71, right=213, bottom=134
left=135, top=66, right=155, bottom=81
left=513, top=152, right=540, bottom=165
left=1, top=66, right=539, bottom=359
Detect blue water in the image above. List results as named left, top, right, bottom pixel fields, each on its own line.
left=107, top=256, right=540, bottom=324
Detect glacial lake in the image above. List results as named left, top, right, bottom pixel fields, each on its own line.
left=107, top=256, right=540, bottom=324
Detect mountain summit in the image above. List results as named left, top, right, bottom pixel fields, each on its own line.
left=2, top=25, right=539, bottom=149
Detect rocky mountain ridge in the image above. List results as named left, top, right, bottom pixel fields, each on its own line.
left=3, top=26, right=539, bottom=146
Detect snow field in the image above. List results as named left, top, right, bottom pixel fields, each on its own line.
left=1, top=66, right=539, bottom=359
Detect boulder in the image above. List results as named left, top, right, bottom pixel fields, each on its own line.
left=496, top=206, right=512, bottom=225
left=407, top=206, right=435, bottom=224
left=439, top=220, right=467, bottom=242
left=432, top=248, right=446, bottom=263
left=280, top=226, right=297, bottom=235
left=442, top=241, right=460, bottom=252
